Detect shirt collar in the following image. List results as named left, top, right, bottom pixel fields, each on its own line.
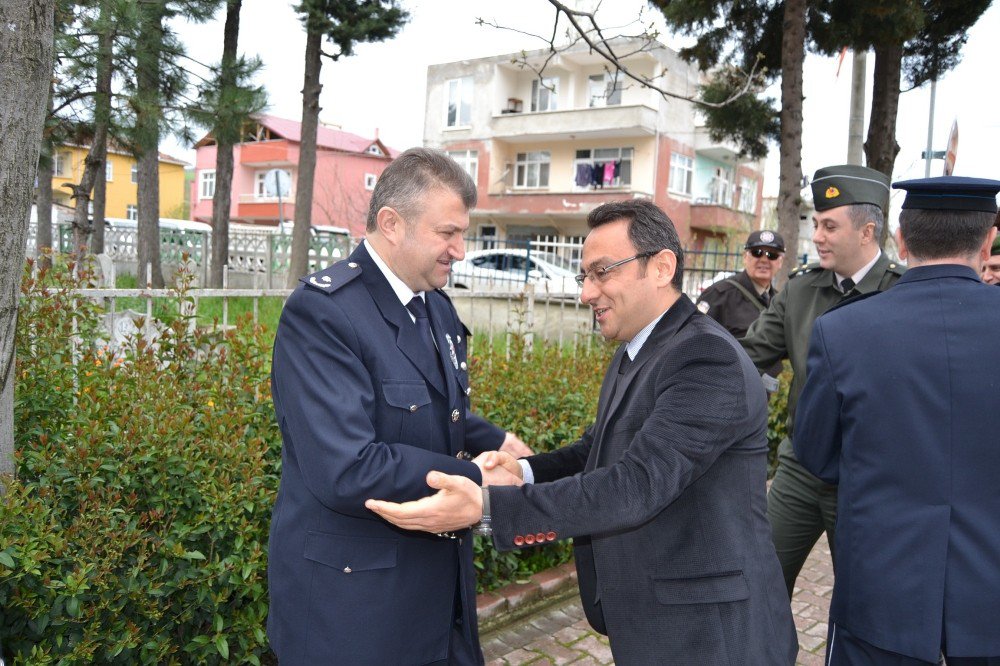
left=364, top=238, right=420, bottom=308
left=625, top=307, right=670, bottom=360
left=836, top=249, right=881, bottom=289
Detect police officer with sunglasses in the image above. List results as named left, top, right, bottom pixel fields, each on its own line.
left=696, top=230, right=785, bottom=380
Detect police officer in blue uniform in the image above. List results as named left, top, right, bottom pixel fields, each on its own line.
left=267, top=148, right=528, bottom=665
left=795, top=176, right=1000, bottom=665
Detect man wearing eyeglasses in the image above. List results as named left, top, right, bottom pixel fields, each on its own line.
left=367, top=199, right=797, bottom=665
left=740, top=164, right=905, bottom=600
left=696, top=230, right=785, bottom=380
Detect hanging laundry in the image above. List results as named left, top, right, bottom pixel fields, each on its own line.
left=592, top=162, right=604, bottom=188
left=575, top=162, right=593, bottom=188
left=603, top=161, right=615, bottom=186
left=613, top=160, right=621, bottom=178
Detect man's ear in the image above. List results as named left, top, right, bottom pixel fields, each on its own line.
left=979, top=227, right=998, bottom=263
left=376, top=206, right=404, bottom=245
left=654, top=249, right=677, bottom=287
left=895, top=228, right=909, bottom=261
left=862, top=220, right=877, bottom=244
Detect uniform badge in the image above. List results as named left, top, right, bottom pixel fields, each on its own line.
left=697, top=301, right=710, bottom=314
left=760, top=231, right=775, bottom=243
left=445, top=333, right=459, bottom=369
left=825, top=186, right=840, bottom=199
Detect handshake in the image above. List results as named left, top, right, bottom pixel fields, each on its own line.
left=364, top=432, right=530, bottom=534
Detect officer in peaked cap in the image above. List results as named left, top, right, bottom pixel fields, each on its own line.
left=696, top=229, right=785, bottom=379
left=739, top=164, right=905, bottom=598
left=793, top=175, right=1000, bottom=664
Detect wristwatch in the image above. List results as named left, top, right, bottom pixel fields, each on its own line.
left=473, top=487, right=492, bottom=537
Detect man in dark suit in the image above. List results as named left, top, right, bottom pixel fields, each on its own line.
left=794, top=176, right=1000, bottom=665
left=369, top=199, right=797, bottom=665
left=268, top=147, right=528, bottom=665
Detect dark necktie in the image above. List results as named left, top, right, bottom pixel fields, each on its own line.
left=618, top=350, right=632, bottom=375
left=406, top=296, right=445, bottom=385
left=840, top=277, right=855, bottom=295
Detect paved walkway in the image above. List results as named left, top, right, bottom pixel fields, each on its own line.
left=482, top=535, right=833, bottom=665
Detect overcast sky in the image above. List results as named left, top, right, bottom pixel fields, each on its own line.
left=171, top=0, right=999, bottom=207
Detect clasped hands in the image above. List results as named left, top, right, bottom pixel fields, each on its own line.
left=365, top=447, right=524, bottom=534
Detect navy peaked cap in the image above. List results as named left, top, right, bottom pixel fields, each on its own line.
left=892, top=176, right=1000, bottom=214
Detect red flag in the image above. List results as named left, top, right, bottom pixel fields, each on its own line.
left=835, top=47, right=848, bottom=78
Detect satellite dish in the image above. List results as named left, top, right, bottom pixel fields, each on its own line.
left=264, top=169, right=291, bottom=198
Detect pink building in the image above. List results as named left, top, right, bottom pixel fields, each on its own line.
left=191, top=114, right=398, bottom=237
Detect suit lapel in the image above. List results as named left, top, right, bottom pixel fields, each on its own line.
left=587, top=296, right=698, bottom=469
left=354, top=245, right=448, bottom=396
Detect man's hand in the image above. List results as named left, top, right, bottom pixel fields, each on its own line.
left=366, top=472, right=483, bottom=533
left=474, top=450, right=523, bottom=487
left=499, top=431, right=532, bottom=458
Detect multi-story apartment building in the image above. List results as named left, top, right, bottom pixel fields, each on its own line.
left=49, top=144, right=188, bottom=220
left=191, top=114, right=397, bottom=237
left=424, top=39, right=766, bottom=251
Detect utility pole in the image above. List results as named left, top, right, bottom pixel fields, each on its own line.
left=847, top=50, right=867, bottom=165
left=924, top=79, right=937, bottom=177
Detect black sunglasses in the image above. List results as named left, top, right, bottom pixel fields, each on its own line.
left=749, top=248, right=782, bottom=260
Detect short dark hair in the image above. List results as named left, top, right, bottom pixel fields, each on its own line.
left=586, top=199, right=685, bottom=290
left=366, top=147, right=477, bottom=232
left=847, top=203, right=885, bottom=242
left=899, top=208, right=995, bottom=260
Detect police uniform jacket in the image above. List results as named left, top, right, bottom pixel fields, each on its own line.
left=267, top=243, right=505, bottom=665
left=740, top=252, right=904, bottom=437
left=489, top=297, right=797, bottom=665
left=696, top=270, right=782, bottom=377
left=793, top=265, right=1000, bottom=662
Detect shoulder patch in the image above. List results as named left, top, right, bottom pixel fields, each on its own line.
left=299, top=259, right=363, bottom=294
left=825, top=290, right=881, bottom=313
left=788, top=262, right=821, bottom=280
left=697, top=300, right=711, bottom=314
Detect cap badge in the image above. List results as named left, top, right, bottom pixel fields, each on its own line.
left=825, top=186, right=841, bottom=199
left=760, top=231, right=775, bottom=243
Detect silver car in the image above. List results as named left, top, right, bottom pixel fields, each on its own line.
left=449, top=249, right=581, bottom=299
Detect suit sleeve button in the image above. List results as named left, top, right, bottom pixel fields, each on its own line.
left=546, top=531, right=557, bottom=541
left=535, top=532, right=546, bottom=542
left=513, top=535, right=525, bottom=546
left=524, top=534, right=535, bottom=545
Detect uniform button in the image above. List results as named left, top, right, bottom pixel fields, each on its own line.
left=460, top=361, right=467, bottom=370
left=348, top=262, right=358, bottom=269
left=546, top=531, right=556, bottom=541
left=465, top=387, right=471, bottom=396
left=513, top=535, right=525, bottom=546
left=343, top=566, right=352, bottom=574
left=457, top=335, right=462, bottom=343
left=409, top=404, right=418, bottom=413
left=535, top=532, right=546, bottom=542
left=524, top=534, right=536, bottom=545
left=451, top=409, right=460, bottom=422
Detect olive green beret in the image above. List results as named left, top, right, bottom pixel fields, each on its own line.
left=811, top=164, right=891, bottom=214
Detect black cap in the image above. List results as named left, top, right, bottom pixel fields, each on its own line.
left=811, top=164, right=891, bottom=213
left=892, top=176, right=1000, bottom=214
left=745, top=229, right=785, bottom=252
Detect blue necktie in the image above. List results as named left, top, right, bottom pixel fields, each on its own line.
left=406, top=296, right=445, bottom=386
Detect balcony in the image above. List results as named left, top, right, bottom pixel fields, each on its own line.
left=693, top=126, right=742, bottom=163
left=490, top=104, right=658, bottom=142
left=240, top=140, right=294, bottom=166
left=237, top=196, right=296, bottom=221
left=689, top=201, right=752, bottom=232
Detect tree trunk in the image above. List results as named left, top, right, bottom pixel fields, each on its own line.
left=864, top=39, right=903, bottom=247
left=0, top=0, right=56, bottom=486
left=90, top=10, right=114, bottom=257
left=776, top=0, right=807, bottom=284
left=287, top=26, right=323, bottom=287
left=209, top=0, right=243, bottom=288
left=135, top=6, right=165, bottom=288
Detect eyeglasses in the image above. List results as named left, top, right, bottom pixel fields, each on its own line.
left=574, top=251, right=659, bottom=287
left=749, top=248, right=782, bottom=260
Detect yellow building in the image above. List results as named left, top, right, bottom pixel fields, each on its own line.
left=50, top=144, right=189, bottom=220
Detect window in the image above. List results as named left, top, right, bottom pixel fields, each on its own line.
left=588, top=73, right=622, bottom=107
left=669, top=153, right=693, bottom=196
left=738, top=176, right=757, bottom=213
left=53, top=151, right=71, bottom=177
left=708, top=166, right=734, bottom=206
left=478, top=224, right=497, bottom=249
left=514, top=151, right=550, bottom=189
left=126, top=204, right=138, bottom=221
left=199, top=169, right=216, bottom=200
left=367, top=144, right=383, bottom=156
left=105, top=160, right=113, bottom=182
left=448, top=149, right=478, bottom=181
left=446, top=76, right=474, bottom=127
left=364, top=173, right=377, bottom=190
left=530, top=77, right=558, bottom=112
left=131, top=164, right=138, bottom=184
left=572, top=147, right=633, bottom=190
left=255, top=169, right=290, bottom=198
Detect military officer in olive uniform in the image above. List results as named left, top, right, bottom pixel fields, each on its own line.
left=982, top=234, right=1000, bottom=284
left=740, top=164, right=905, bottom=598
left=696, top=229, right=785, bottom=379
